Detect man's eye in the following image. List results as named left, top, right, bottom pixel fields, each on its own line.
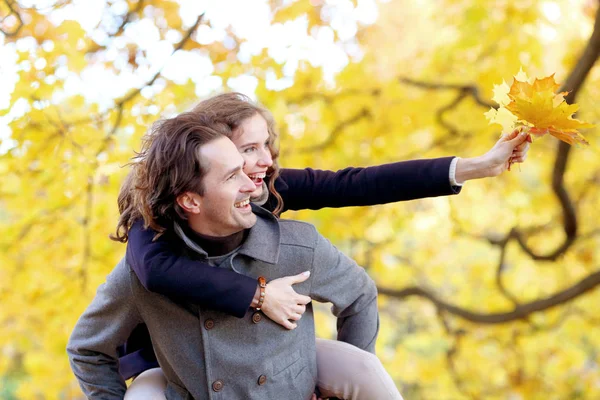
left=227, top=173, right=237, bottom=181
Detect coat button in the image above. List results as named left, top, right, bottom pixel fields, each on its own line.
left=257, top=375, right=267, bottom=385
left=212, top=379, right=224, bottom=392
left=204, top=319, right=215, bottom=330
left=252, top=312, right=262, bottom=324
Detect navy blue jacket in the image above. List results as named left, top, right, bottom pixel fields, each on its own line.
left=119, top=157, right=461, bottom=379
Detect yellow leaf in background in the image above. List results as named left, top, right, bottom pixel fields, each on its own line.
left=492, top=80, right=511, bottom=106
left=484, top=106, right=518, bottom=132
left=486, top=72, right=593, bottom=145
left=514, top=67, right=530, bottom=83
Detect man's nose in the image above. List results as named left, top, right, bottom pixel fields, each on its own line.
left=257, top=148, right=273, bottom=168
left=240, top=173, right=255, bottom=192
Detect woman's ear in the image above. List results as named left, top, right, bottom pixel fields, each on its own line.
left=176, top=192, right=202, bottom=214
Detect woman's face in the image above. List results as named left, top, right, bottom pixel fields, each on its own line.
left=232, top=113, right=273, bottom=199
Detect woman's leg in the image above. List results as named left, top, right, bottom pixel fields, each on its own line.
left=124, top=368, right=167, bottom=400
left=316, top=338, right=403, bottom=400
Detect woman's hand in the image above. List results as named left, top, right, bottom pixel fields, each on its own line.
left=255, top=271, right=312, bottom=330
left=455, top=127, right=531, bottom=182
left=482, top=127, right=532, bottom=176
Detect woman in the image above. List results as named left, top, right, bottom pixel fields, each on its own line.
left=116, top=93, right=530, bottom=399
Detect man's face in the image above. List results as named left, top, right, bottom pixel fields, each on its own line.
left=192, top=137, right=257, bottom=237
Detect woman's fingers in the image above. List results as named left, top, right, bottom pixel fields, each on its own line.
left=281, top=319, right=297, bottom=330
left=289, top=312, right=303, bottom=321
left=294, top=304, right=306, bottom=315
left=514, top=140, right=530, bottom=152
left=296, top=294, right=312, bottom=305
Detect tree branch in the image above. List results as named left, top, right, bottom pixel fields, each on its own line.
left=508, top=4, right=600, bottom=261
left=399, top=76, right=497, bottom=109
left=295, top=107, right=371, bottom=153
left=378, top=268, right=600, bottom=324
left=398, top=77, right=491, bottom=150
left=494, top=234, right=521, bottom=306
left=115, top=13, right=204, bottom=109
left=1, top=0, right=24, bottom=36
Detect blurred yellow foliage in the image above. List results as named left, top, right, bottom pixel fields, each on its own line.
left=1, top=1, right=599, bottom=399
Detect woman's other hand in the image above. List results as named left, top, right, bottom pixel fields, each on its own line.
left=256, top=271, right=312, bottom=330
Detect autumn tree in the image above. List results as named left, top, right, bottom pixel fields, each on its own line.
left=0, top=0, right=599, bottom=399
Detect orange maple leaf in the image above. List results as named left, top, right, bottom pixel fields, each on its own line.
left=505, top=74, right=593, bottom=145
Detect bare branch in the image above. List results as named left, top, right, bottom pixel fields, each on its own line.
left=494, top=234, right=521, bottom=306
left=111, top=0, right=145, bottom=37
left=436, top=91, right=468, bottom=136
left=399, top=76, right=497, bottom=109
left=397, top=77, right=489, bottom=151
left=295, top=107, right=371, bottom=153
left=437, top=314, right=476, bottom=399
left=115, top=13, right=204, bottom=109
left=378, top=268, right=600, bottom=324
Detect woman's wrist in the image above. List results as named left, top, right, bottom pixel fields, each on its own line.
left=250, top=277, right=267, bottom=309
left=255, top=276, right=266, bottom=310
left=251, top=284, right=260, bottom=308
left=455, top=156, right=491, bottom=182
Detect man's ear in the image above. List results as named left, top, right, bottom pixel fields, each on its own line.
left=176, top=192, right=202, bottom=214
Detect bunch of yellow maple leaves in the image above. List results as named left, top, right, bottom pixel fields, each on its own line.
left=485, top=69, right=593, bottom=146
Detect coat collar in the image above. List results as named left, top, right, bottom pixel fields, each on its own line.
left=173, top=204, right=280, bottom=265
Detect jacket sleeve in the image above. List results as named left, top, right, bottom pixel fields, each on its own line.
left=126, top=219, right=256, bottom=318
left=309, top=233, right=379, bottom=354
left=276, top=157, right=461, bottom=212
left=67, top=261, right=142, bottom=399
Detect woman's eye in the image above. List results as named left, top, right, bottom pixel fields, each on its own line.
left=244, top=146, right=256, bottom=153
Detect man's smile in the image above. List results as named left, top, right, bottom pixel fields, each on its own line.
left=234, top=198, right=251, bottom=210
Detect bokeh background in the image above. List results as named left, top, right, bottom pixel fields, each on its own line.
left=1, top=0, right=600, bottom=399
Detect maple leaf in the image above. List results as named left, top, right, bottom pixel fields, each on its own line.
left=486, top=72, right=593, bottom=145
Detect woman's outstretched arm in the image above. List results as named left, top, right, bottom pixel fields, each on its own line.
left=271, top=130, right=530, bottom=212
left=272, top=157, right=460, bottom=212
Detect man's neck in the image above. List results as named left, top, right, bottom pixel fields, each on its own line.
left=181, top=224, right=248, bottom=257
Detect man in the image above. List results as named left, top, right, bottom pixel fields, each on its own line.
left=67, top=111, right=379, bottom=399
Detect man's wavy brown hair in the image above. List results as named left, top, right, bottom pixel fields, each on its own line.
left=112, top=93, right=283, bottom=243
left=112, top=111, right=229, bottom=242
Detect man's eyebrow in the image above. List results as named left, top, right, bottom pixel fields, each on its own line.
left=239, top=141, right=259, bottom=148
left=239, top=138, right=270, bottom=148
left=223, top=164, right=243, bottom=179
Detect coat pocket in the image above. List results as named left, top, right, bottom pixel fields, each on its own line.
left=269, top=349, right=315, bottom=399
left=272, top=349, right=304, bottom=377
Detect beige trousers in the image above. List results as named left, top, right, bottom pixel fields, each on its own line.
left=124, top=338, right=403, bottom=400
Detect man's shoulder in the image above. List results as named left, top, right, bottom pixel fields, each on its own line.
left=277, top=218, right=319, bottom=248
left=105, top=257, right=135, bottom=287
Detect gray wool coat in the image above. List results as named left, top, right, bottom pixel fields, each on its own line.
left=67, top=206, right=379, bottom=400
